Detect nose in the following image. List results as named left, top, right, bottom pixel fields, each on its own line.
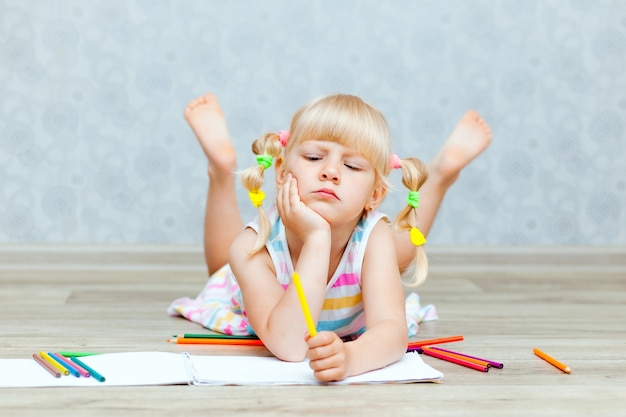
left=320, top=161, right=340, bottom=182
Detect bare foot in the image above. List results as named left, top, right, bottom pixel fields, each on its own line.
left=184, top=93, right=237, bottom=175
left=430, top=110, right=492, bottom=186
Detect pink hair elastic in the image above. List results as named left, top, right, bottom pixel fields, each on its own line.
left=390, top=154, right=401, bottom=169
left=277, top=130, right=290, bottom=147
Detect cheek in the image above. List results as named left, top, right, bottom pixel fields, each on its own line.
left=278, top=160, right=297, bottom=184
left=286, top=164, right=306, bottom=183
left=354, top=172, right=377, bottom=189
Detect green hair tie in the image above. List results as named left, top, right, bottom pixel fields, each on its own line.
left=406, top=191, right=420, bottom=208
left=256, top=155, right=273, bottom=169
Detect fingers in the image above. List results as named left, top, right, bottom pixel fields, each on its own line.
left=277, top=173, right=296, bottom=213
left=306, top=331, right=335, bottom=351
left=306, top=332, right=348, bottom=382
left=288, top=174, right=300, bottom=207
left=312, top=366, right=346, bottom=382
left=306, top=332, right=341, bottom=363
left=276, top=173, right=292, bottom=216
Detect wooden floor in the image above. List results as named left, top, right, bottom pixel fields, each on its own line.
left=1, top=245, right=625, bottom=417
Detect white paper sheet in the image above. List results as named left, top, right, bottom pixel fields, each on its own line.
left=0, top=351, right=443, bottom=387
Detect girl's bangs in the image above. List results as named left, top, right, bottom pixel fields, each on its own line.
left=290, top=97, right=391, bottom=173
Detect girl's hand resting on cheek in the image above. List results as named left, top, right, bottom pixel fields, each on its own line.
left=277, top=174, right=330, bottom=241
left=306, top=331, right=349, bottom=382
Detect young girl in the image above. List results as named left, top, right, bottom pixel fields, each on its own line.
left=169, top=93, right=491, bottom=382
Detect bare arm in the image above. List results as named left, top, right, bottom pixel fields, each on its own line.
left=229, top=174, right=331, bottom=361
left=307, top=220, right=408, bottom=381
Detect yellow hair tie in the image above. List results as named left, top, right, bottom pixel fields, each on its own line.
left=248, top=189, right=265, bottom=207
left=410, top=227, right=426, bottom=246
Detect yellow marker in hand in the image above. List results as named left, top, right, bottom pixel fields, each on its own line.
left=292, top=272, right=317, bottom=337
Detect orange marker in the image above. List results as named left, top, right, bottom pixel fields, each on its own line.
left=422, top=348, right=489, bottom=372
left=32, top=353, right=61, bottom=378
left=407, top=335, right=464, bottom=348
left=533, top=348, right=572, bottom=374
left=167, top=337, right=264, bottom=346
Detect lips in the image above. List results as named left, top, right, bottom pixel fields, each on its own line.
left=315, top=188, right=339, bottom=200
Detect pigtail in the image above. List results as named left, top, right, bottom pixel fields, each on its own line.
left=240, top=132, right=285, bottom=254
left=393, top=156, right=430, bottom=287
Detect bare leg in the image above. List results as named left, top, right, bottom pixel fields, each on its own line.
left=396, top=110, right=492, bottom=271
left=184, top=93, right=242, bottom=275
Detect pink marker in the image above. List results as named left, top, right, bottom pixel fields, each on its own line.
left=50, top=352, right=90, bottom=377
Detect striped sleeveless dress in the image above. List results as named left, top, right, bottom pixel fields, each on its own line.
left=167, top=204, right=437, bottom=337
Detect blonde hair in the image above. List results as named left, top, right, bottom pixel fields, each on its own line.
left=393, top=157, right=429, bottom=287
left=240, top=132, right=283, bottom=253
left=241, top=94, right=429, bottom=286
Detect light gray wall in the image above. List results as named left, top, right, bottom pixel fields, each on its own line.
left=1, top=0, right=625, bottom=245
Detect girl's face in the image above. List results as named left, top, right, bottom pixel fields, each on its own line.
left=279, top=139, right=385, bottom=225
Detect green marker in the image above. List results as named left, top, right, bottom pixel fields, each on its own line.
left=57, top=351, right=101, bottom=358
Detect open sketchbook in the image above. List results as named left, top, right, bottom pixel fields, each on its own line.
left=0, top=351, right=443, bottom=387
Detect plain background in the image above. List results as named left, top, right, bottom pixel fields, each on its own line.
left=1, top=0, right=625, bottom=245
